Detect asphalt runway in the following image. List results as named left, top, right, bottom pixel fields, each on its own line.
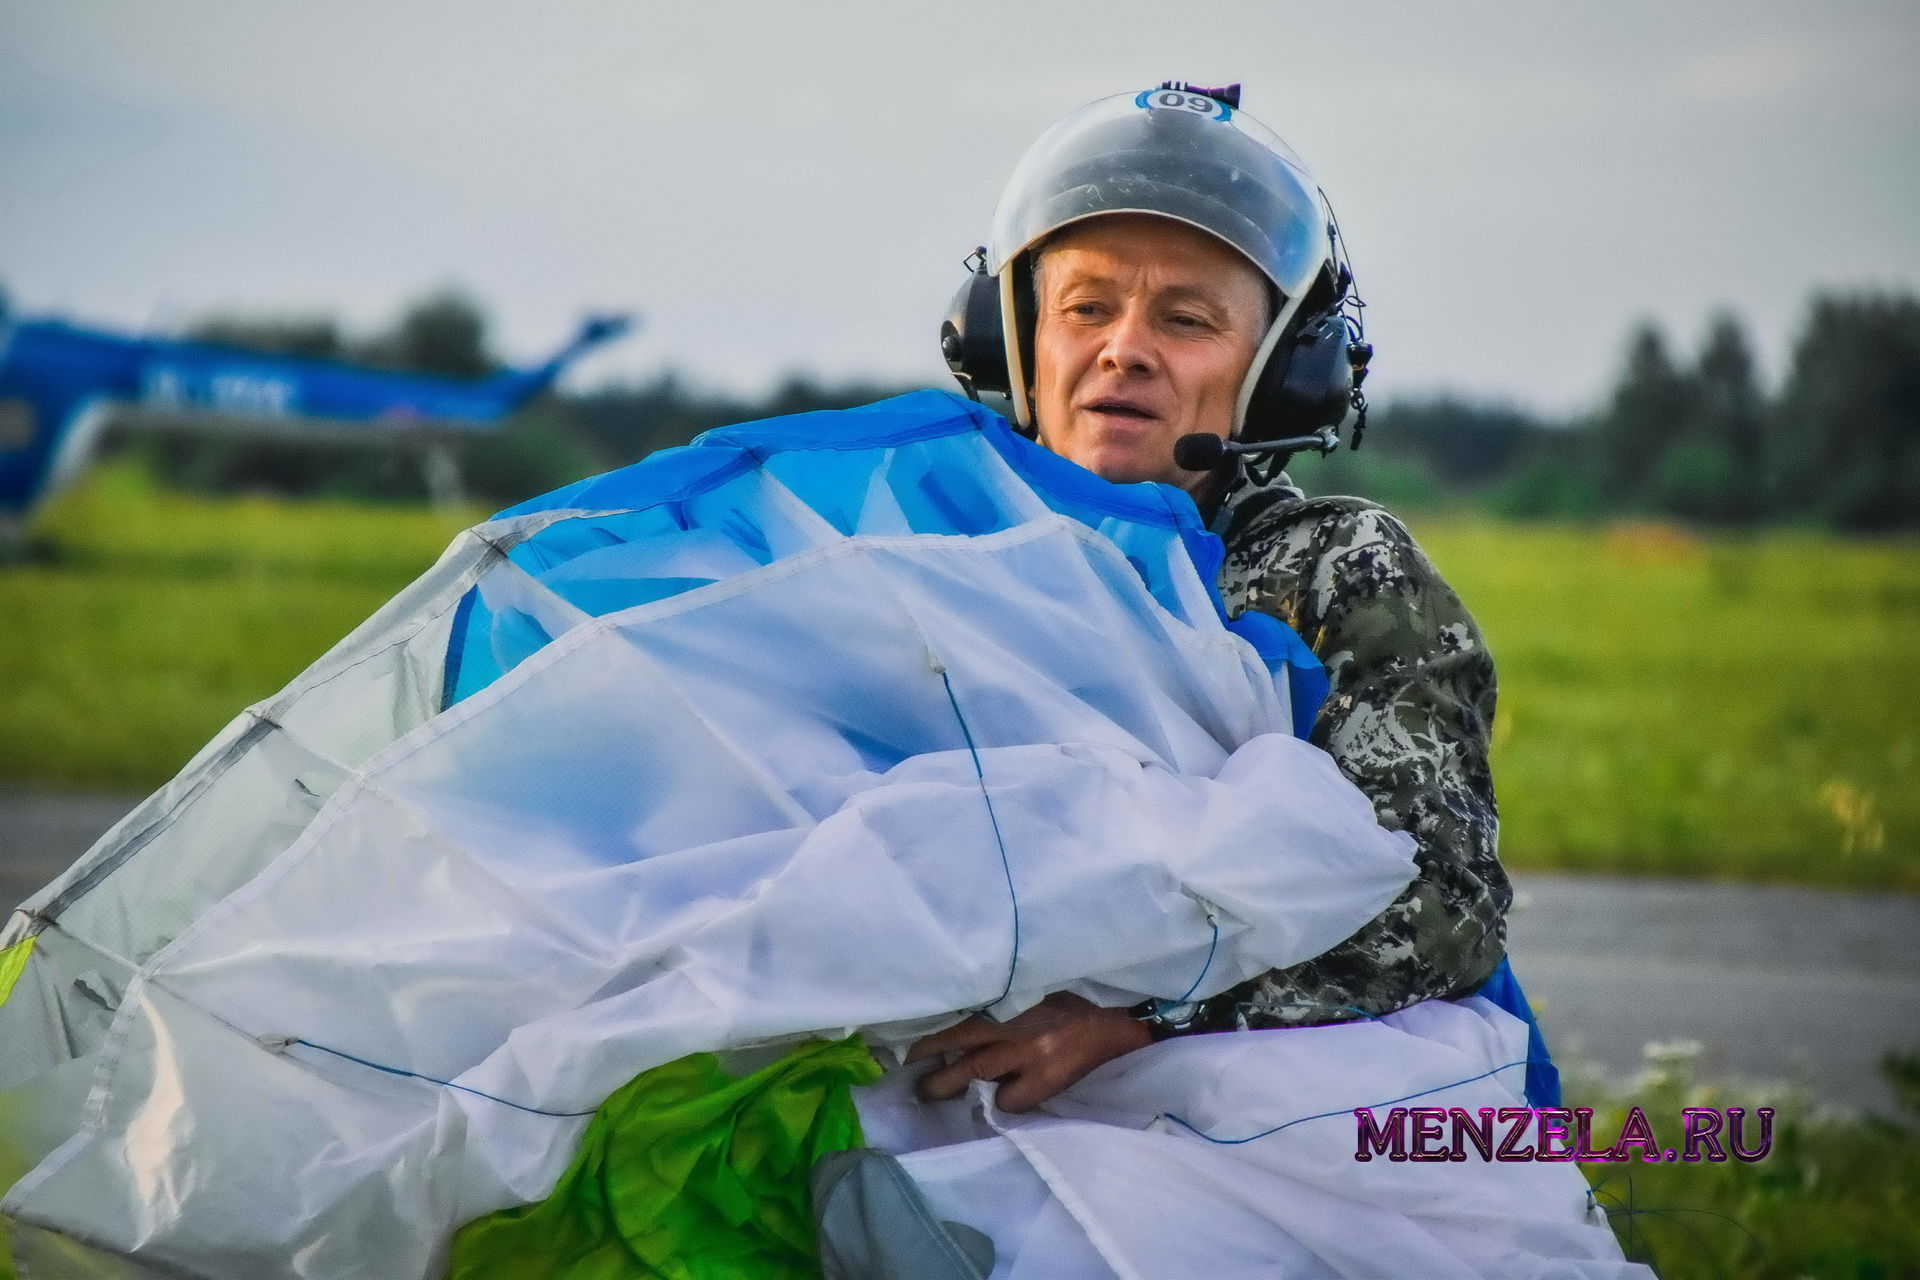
left=5, top=787, right=1917, bottom=1115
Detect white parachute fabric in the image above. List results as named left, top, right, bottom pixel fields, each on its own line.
left=1, top=393, right=1435, bottom=1275
left=863, top=999, right=1647, bottom=1279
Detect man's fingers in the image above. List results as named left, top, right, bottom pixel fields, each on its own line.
left=905, top=1015, right=1003, bottom=1064
left=913, top=1041, right=1028, bottom=1102
left=992, top=1061, right=1077, bottom=1114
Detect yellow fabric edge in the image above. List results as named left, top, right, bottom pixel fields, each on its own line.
left=0, top=937, right=33, bottom=1010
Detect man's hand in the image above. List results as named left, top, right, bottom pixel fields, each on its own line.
left=905, top=992, right=1154, bottom=1113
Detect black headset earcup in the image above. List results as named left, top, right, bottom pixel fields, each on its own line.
left=1241, top=307, right=1354, bottom=445
left=939, top=266, right=1010, bottom=400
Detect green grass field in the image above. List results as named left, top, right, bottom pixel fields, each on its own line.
left=1, top=466, right=484, bottom=791
left=1567, top=1047, right=1920, bottom=1277
left=4, top=464, right=1917, bottom=889
left=1430, top=517, right=1920, bottom=891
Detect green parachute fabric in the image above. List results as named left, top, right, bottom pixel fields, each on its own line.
left=0, top=938, right=31, bottom=1010
left=448, top=1037, right=882, bottom=1280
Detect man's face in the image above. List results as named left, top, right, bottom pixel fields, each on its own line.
left=1030, top=214, right=1270, bottom=496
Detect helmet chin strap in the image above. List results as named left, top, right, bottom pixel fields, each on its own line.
left=1000, top=268, right=1036, bottom=429
left=1231, top=286, right=1311, bottom=440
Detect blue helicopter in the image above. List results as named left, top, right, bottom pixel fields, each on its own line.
left=0, top=299, right=633, bottom=546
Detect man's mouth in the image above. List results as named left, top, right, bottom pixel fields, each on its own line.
left=1082, top=399, right=1157, bottom=421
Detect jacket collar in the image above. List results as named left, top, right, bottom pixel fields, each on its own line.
left=1202, top=461, right=1304, bottom=543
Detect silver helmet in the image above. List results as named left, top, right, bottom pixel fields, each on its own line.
left=982, top=85, right=1344, bottom=432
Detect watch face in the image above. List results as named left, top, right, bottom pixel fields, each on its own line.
left=1134, top=998, right=1202, bottom=1040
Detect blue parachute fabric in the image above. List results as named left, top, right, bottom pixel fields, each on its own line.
left=1218, top=609, right=1329, bottom=750
left=1472, top=957, right=1561, bottom=1109
left=449, top=390, right=1327, bottom=733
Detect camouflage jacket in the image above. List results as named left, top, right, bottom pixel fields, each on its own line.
left=1149, top=466, right=1511, bottom=1034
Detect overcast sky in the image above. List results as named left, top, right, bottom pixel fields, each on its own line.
left=3, top=0, right=1917, bottom=417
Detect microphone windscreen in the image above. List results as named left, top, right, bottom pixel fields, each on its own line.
left=1173, top=433, right=1228, bottom=471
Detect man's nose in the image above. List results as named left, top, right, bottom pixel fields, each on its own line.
left=1097, top=305, right=1157, bottom=375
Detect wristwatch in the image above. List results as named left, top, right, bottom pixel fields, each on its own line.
left=1129, top=997, right=1203, bottom=1041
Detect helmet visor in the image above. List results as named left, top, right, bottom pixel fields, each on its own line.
left=988, top=89, right=1332, bottom=305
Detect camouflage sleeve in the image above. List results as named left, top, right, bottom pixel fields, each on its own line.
left=1160, top=501, right=1511, bottom=1034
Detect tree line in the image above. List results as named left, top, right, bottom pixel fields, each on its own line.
left=1323, top=290, right=1920, bottom=532
left=101, top=286, right=1920, bottom=531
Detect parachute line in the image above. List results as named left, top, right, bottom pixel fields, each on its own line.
left=1146, top=912, right=1221, bottom=1020
left=1162, top=1057, right=1549, bottom=1145
left=289, top=1037, right=598, bottom=1119
left=937, top=666, right=1022, bottom=1010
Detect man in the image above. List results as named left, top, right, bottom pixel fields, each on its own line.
left=911, top=85, right=1509, bottom=1112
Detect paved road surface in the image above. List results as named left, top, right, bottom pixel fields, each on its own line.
left=1506, top=875, right=1920, bottom=1114
left=6, top=788, right=1917, bottom=1114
